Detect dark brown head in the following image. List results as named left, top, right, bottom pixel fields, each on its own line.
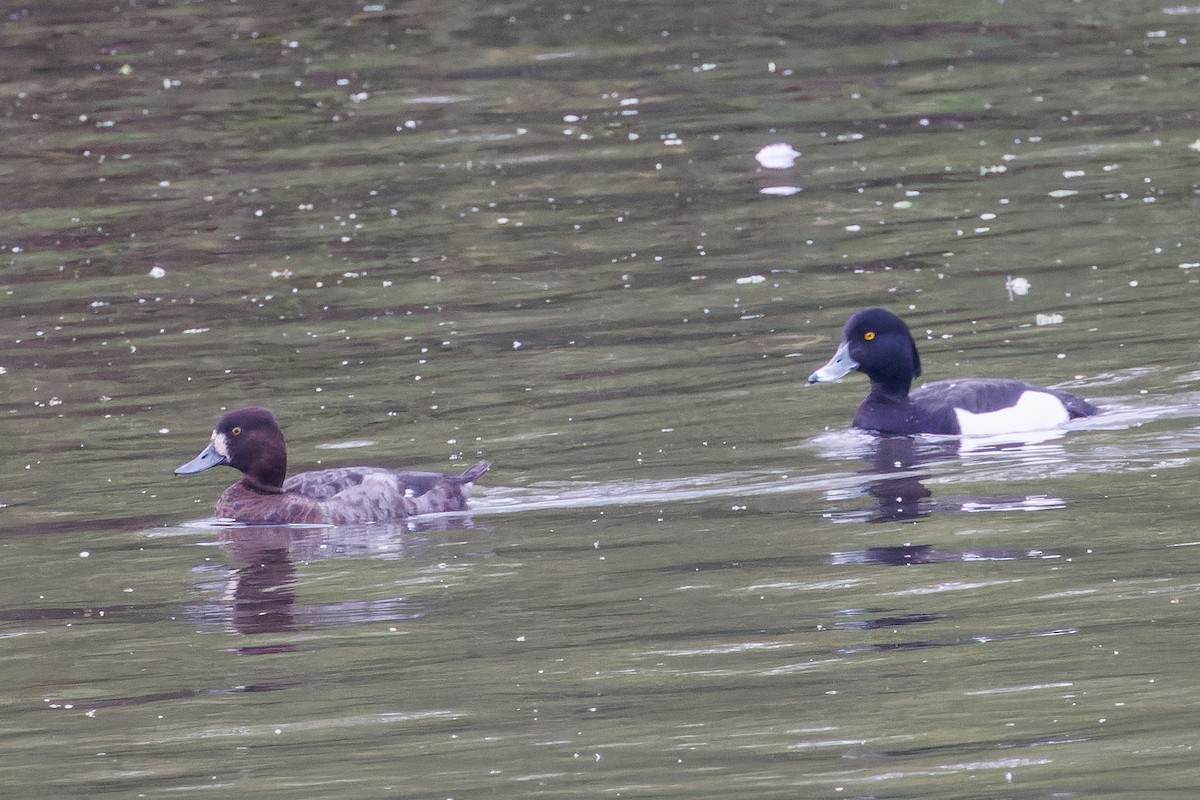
left=175, top=406, right=289, bottom=491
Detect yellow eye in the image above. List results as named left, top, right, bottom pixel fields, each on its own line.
left=864, top=331, right=876, bottom=341
left=231, top=427, right=242, bottom=436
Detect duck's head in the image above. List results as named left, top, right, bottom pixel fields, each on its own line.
left=808, top=307, right=923, bottom=393
left=175, top=406, right=288, bottom=491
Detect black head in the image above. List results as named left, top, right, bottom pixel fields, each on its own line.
left=809, top=308, right=923, bottom=394
left=175, top=406, right=289, bottom=491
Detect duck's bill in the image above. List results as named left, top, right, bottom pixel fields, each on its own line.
left=807, top=340, right=859, bottom=383
left=175, top=442, right=228, bottom=475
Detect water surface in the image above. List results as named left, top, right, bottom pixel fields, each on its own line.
left=4, top=1, right=1200, bottom=797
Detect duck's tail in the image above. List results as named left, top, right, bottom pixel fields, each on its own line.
left=458, top=460, right=491, bottom=485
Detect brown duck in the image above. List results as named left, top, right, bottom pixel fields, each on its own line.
left=176, top=407, right=490, bottom=524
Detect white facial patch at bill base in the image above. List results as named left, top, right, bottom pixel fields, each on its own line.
left=211, top=431, right=230, bottom=457
left=953, top=390, right=1070, bottom=436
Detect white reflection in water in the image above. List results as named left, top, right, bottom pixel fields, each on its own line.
left=759, top=185, right=802, bottom=196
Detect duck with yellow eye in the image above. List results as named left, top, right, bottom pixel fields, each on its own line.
left=175, top=406, right=490, bottom=524
left=807, top=307, right=1099, bottom=436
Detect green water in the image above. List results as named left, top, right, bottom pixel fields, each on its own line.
left=4, top=1, right=1200, bottom=797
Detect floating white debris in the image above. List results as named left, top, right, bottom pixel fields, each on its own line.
left=1048, top=189, right=1078, bottom=198
left=1036, top=313, right=1064, bottom=326
left=759, top=186, right=801, bottom=196
left=754, top=143, right=801, bottom=169
left=1190, top=139, right=1200, bottom=152
left=1062, top=170, right=1086, bottom=178
left=182, top=327, right=210, bottom=334
left=735, top=275, right=766, bottom=285
left=893, top=200, right=913, bottom=209
left=980, top=165, right=1008, bottom=175
left=148, top=265, right=166, bottom=278
left=1179, top=262, right=1200, bottom=269
left=1006, top=276, right=1031, bottom=299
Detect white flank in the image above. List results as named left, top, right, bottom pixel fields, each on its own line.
left=954, top=391, right=1070, bottom=436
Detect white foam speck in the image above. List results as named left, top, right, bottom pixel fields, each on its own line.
left=1006, top=276, right=1031, bottom=298
left=754, top=143, right=801, bottom=169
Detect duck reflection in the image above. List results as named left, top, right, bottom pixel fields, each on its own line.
left=212, top=517, right=484, bottom=652
left=827, top=432, right=1071, bottom=565
left=830, top=543, right=1055, bottom=566
left=824, top=431, right=1073, bottom=525
left=860, top=435, right=942, bottom=522
left=219, top=527, right=298, bottom=641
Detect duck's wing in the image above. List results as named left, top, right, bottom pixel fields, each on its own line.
left=913, top=379, right=1096, bottom=418
left=386, top=460, right=492, bottom=497
left=283, top=461, right=491, bottom=523
left=284, top=462, right=490, bottom=499
left=283, top=467, right=381, bottom=501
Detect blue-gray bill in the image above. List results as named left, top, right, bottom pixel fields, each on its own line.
left=175, top=442, right=228, bottom=475
left=808, top=340, right=859, bottom=383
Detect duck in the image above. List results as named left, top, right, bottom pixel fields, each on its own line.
left=807, top=308, right=1098, bottom=436
left=175, top=406, right=490, bottom=524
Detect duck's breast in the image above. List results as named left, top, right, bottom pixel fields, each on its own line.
left=216, top=482, right=326, bottom=524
